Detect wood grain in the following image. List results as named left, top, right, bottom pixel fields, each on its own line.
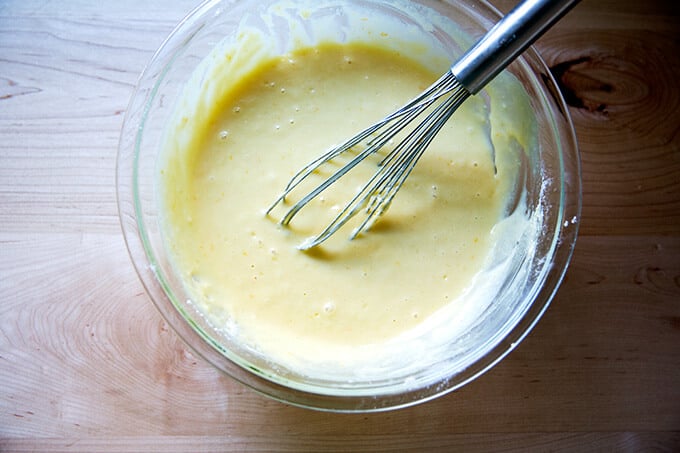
left=1, top=0, right=679, bottom=451
left=2, top=432, right=679, bottom=452
left=539, top=28, right=680, bottom=236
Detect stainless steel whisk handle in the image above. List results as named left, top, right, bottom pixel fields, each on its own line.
left=451, top=0, right=580, bottom=94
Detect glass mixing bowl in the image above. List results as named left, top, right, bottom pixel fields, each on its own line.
left=117, top=0, right=581, bottom=412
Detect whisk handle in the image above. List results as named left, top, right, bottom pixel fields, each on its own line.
left=451, top=0, right=579, bottom=94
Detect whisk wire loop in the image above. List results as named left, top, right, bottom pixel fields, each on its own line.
left=320, top=81, right=470, bottom=247
left=360, top=86, right=469, bottom=225
left=267, top=71, right=470, bottom=249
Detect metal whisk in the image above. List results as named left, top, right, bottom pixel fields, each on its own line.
left=268, top=0, right=579, bottom=249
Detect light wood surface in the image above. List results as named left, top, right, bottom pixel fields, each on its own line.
left=1, top=0, right=679, bottom=451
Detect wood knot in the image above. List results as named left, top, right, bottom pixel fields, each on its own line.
left=545, top=31, right=678, bottom=131
left=549, top=56, right=621, bottom=115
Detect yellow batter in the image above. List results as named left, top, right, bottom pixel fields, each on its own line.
left=159, top=37, right=531, bottom=376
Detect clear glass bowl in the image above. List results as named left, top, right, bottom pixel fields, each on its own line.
left=117, top=0, right=581, bottom=412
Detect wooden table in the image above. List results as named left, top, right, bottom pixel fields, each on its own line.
left=1, top=0, right=678, bottom=450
